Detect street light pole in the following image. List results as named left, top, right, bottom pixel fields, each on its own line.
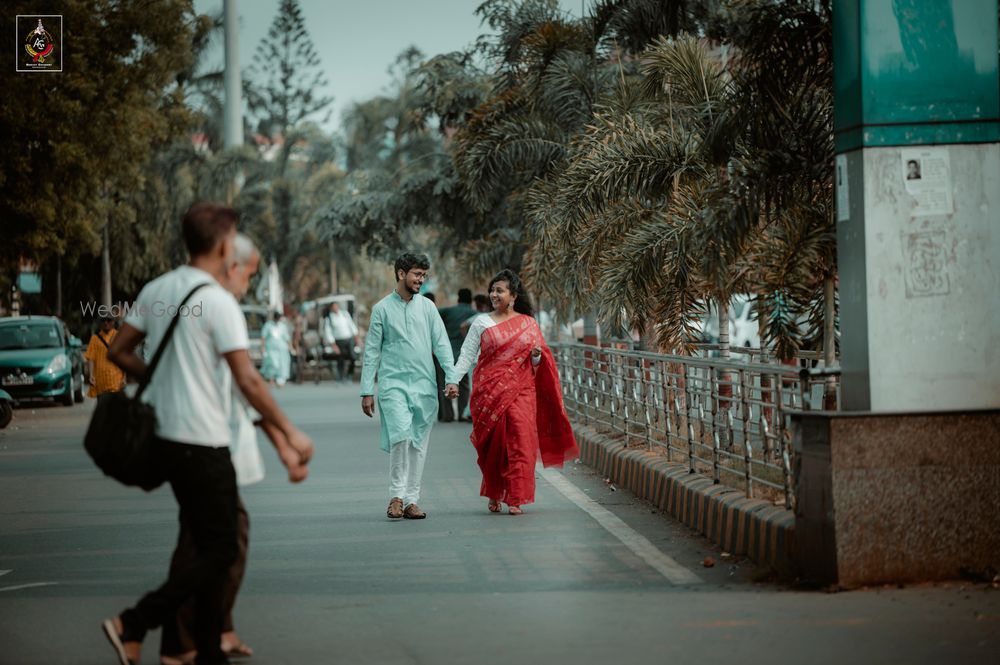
left=223, top=0, right=243, bottom=153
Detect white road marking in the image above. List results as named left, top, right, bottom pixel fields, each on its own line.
left=0, top=582, right=58, bottom=593
left=0, top=570, right=11, bottom=577
left=540, top=467, right=704, bottom=585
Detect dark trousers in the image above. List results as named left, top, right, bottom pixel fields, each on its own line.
left=334, top=337, right=356, bottom=380
left=161, top=497, right=249, bottom=656
left=120, top=440, right=239, bottom=665
left=435, top=358, right=452, bottom=421
left=456, top=373, right=471, bottom=419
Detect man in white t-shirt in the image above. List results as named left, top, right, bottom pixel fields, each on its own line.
left=321, top=301, right=360, bottom=381
left=101, top=203, right=315, bottom=665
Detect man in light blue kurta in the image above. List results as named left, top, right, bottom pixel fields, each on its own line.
left=361, top=253, right=459, bottom=520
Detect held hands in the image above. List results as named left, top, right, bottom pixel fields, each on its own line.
left=362, top=395, right=375, bottom=417
left=444, top=383, right=458, bottom=399
left=531, top=346, right=542, bottom=360
left=260, top=420, right=313, bottom=484
left=287, top=426, right=315, bottom=465
left=278, top=446, right=309, bottom=483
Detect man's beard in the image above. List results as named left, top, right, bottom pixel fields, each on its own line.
left=405, top=281, right=420, bottom=295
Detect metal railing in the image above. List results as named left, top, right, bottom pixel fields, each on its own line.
left=551, top=343, right=841, bottom=509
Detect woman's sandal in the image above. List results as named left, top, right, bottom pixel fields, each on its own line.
left=488, top=499, right=502, bottom=513
left=508, top=505, right=523, bottom=516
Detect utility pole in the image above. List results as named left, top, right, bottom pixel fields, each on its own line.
left=223, top=0, right=244, bottom=153
left=328, top=235, right=338, bottom=294
left=55, top=254, right=62, bottom=317
left=101, top=223, right=112, bottom=309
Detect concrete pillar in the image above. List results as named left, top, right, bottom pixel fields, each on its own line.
left=834, top=0, right=999, bottom=412
left=794, top=0, right=1000, bottom=588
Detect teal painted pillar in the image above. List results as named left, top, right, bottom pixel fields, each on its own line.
left=833, top=0, right=1000, bottom=411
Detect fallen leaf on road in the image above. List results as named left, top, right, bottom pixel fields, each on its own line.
left=703, top=557, right=716, bottom=568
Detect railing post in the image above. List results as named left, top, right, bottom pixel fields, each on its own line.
left=687, top=366, right=697, bottom=474
left=710, top=363, right=721, bottom=484
left=644, top=358, right=654, bottom=451
left=740, top=368, right=753, bottom=498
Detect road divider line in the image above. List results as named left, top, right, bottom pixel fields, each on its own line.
left=0, top=582, right=58, bottom=593
left=0, top=570, right=11, bottom=577
left=539, top=467, right=703, bottom=585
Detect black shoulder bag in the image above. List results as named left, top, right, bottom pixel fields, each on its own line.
left=83, top=283, right=209, bottom=491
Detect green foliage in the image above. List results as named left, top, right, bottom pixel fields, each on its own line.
left=0, top=0, right=199, bottom=320
left=245, top=0, right=333, bottom=141
left=521, top=1, right=837, bottom=357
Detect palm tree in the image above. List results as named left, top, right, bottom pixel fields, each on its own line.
left=525, top=0, right=836, bottom=364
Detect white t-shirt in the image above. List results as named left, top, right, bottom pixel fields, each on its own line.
left=124, top=265, right=249, bottom=447
left=323, top=310, right=358, bottom=341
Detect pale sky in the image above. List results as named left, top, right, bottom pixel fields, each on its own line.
left=196, top=0, right=584, bottom=135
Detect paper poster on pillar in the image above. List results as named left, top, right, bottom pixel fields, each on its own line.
left=835, top=154, right=849, bottom=222
left=901, top=148, right=953, bottom=217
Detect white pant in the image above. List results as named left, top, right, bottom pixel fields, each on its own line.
left=389, top=438, right=428, bottom=506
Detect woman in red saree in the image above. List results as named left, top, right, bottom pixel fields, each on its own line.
left=446, top=270, right=578, bottom=515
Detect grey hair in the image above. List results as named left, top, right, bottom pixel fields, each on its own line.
left=232, top=233, right=258, bottom=266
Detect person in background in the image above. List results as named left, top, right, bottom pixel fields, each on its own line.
left=360, top=254, right=457, bottom=520
left=84, top=315, right=126, bottom=397
left=423, top=292, right=451, bottom=422
left=260, top=311, right=292, bottom=387
left=438, top=289, right=476, bottom=422
left=459, top=293, right=494, bottom=420
left=321, top=301, right=360, bottom=382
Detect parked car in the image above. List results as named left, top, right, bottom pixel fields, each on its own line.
left=0, top=316, right=85, bottom=406
left=241, top=304, right=269, bottom=368
left=0, top=388, right=12, bottom=428
left=698, top=295, right=761, bottom=349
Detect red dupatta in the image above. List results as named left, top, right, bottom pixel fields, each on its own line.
left=470, top=315, right=579, bottom=467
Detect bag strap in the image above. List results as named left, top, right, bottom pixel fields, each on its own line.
left=136, top=283, right=211, bottom=399
left=95, top=332, right=111, bottom=350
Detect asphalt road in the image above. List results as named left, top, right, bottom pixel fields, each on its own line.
left=0, top=383, right=997, bottom=665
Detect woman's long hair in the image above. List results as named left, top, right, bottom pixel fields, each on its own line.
left=488, top=269, right=534, bottom=317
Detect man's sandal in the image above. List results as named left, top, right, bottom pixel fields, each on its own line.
left=403, top=503, right=426, bottom=519
left=488, top=499, right=502, bottom=513
left=508, top=505, right=523, bottom=516
left=387, top=497, right=404, bottom=519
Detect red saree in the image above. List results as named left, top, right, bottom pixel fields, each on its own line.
left=470, top=315, right=579, bottom=506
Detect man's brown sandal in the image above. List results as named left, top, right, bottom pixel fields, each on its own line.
left=387, top=497, right=404, bottom=519
left=403, top=503, right=427, bottom=519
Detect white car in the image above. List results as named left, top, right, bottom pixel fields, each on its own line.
left=698, top=295, right=761, bottom=349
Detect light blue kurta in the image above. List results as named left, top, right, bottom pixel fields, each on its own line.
left=260, top=320, right=291, bottom=383
left=361, top=291, right=458, bottom=452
